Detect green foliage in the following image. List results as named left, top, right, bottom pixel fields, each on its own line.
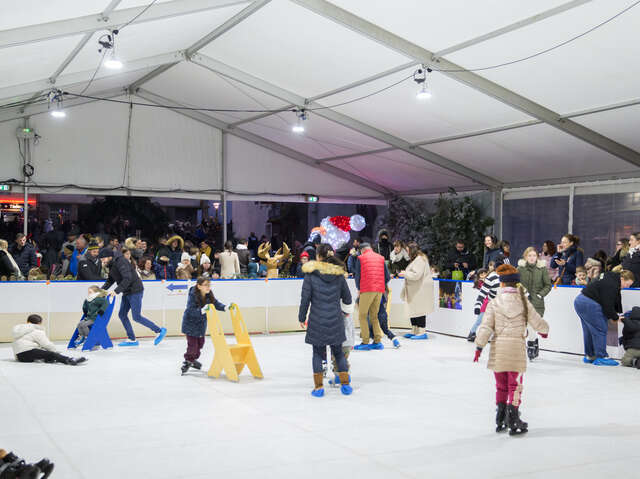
left=380, top=191, right=494, bottom=271
left=79, top=196, right=169, bottom=240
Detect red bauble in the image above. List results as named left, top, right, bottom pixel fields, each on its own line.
left=330, top=216, right=351, bottom=232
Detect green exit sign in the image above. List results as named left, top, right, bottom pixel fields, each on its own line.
left=305, top=195, right=319, bottom=203
left=0, top=185, right=10, bottom=191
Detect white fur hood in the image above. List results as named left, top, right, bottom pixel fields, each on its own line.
left=517, top=259, right=547, bottom=269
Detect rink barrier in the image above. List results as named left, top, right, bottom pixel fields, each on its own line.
left=0, top=278, right=638, bottom=357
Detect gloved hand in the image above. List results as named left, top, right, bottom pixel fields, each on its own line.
left=474, top=307, right=481, bottom=316
left=200, top=305, right=209, bottom=314
left=229, top=303, right=237, bottom=310
left=473, top=347, right=482, bottom=362
left=538, top=332, right=548, bottom=338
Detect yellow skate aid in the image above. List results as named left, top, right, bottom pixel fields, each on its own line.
left=205, top=303, right=263, bottom=382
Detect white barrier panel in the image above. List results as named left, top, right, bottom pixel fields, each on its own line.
left=1, top=279, right=638, bottom=357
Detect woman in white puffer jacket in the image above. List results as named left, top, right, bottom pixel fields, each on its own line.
left=12, top=315, right=86, bottom=365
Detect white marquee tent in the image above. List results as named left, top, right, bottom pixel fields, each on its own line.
left=1, top=0, right=639, bottom=205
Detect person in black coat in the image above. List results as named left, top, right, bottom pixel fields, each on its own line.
left=180, top=276, right=231, bottom=374
left=9, top=234, right=37, bottom=278
left=620, top=306, right=640, bottom=367
left=299, top=244, right=353, bottom=397
left=445, top=240, right=476, bottom=278
left=77, top=241, right=103, bottom=281
left=573, top=270, right=635, bottom=365
left=101, top=247, right=166, bottom=346
left=621, top=232, right=640, bottom=288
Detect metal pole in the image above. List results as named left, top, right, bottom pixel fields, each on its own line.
left=22, top=118, right=29, bottom=236
left=568, top=185, right=575, bottom=234
left=221, top=133, right=227, bottom=242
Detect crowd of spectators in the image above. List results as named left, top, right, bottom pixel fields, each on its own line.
left=1, top=214, right=639, bottom=289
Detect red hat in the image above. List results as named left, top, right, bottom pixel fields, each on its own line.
left=300, top=251, right=309, bottom=258
left=329, top=216, right=351, bottom=232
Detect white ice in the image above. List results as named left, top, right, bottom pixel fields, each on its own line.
left=1, top=332, right=640, bottom=479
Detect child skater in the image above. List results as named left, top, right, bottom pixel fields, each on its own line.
left=329, top=299, right=356, bottom=386
left=474, top=264, right=549, bottom=435
left=180, top=276, right=233, bottom=375
left=467, top=268, right=488, bottom=342
left=369, top=288, right=400, bottom=348
left=74, top=286, right=109, bottom=347
left=323, top=255, right=356, bottom=385
left=299, top=244, right=353, bottom=397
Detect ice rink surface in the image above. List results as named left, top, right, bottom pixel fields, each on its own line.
left=2, top=331, right=640, bottom=479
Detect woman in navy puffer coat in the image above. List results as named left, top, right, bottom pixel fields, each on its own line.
left=299, top=245, right=353, bottom=397
left=551, top=234, right=584, bottom=285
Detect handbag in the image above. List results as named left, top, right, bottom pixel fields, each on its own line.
left=451, top=269, right=464, bottom=281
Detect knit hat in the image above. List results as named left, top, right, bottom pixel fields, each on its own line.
left=200, top=253, right=211, bottom=265
left=98, top=248, right=113, bottom=259
left=181, top=252, right=190, bottom=262
left=496, top=264, right=520, bottom=283
left=300, top=251, right=309, bottom=259
left=87, top=240, right=100, bottom=251
left=630, top=306, right=640, bottom=320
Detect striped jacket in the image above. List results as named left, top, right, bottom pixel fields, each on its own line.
left=474, top=272, right=500, bottom=314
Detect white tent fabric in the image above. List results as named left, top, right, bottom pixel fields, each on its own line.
left=1, top=0, right=639, bottom=202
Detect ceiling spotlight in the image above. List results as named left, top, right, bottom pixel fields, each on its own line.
left=98, top=30, right=123, bottom=69
left=292, top=109, right=308, bottom=134
left=104, top=50, right=123, bottom=70
left=47, top=89, right=66, bottom=118
left=416, top=83, right=432, bottom=100
left=413, top=65, right=432, bottom=100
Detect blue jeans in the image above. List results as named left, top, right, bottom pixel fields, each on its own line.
left=469, top=312, right=485, bottom=335
left=119, top=292, right=161, bottom=340
left=574, top=294, right=608, bottom=359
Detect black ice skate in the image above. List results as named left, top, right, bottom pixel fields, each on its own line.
left=506, top=405, right=528, bottom=436
left=34, top=458, right=54, bottom=479
left=191, top=360, right=202, bottom=370
left=495, top=402, right=507, bottom=432
left=527, top=339, right=539, bottom=361
left=181, top=361, right=192, bottom=375
left=0, top=450, right=42, bottom=479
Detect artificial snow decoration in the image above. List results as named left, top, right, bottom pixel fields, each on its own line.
left=309, top=214, right=366, bottom=250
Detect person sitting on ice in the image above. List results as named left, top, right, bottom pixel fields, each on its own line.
left=620, top=306, right=640, bottom=368
left=72, top=286, right=109, bottom=348
left=474, top=264, right=550, bottom=436
left=12, top=314, right=86, bottom=365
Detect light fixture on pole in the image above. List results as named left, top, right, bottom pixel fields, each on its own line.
left=413, top=66, right=432, bottom=100
left=47, top=89, right=66, bottom=118
left=99, top=30, right=123, bottom=70
left=292, top=108, right=308, bottom=133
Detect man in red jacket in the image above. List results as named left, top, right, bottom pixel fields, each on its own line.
left=354, top=243, right=390, bottom=350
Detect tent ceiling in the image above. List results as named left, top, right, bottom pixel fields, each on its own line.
left=2, top=0, right=639, bottom=199
left=198, top=0, right=411, bottom=98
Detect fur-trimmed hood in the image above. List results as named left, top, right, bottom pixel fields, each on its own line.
left=167, top=235, right=184, bottom=250
left=125, top=237, right=138, bottom=250
left=517, top=259, right=547, bottom=269
left=302, top=260, right=345, bottom=279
